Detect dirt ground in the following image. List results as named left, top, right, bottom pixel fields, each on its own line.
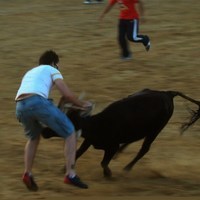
left=0, top=0, right=200, bottom=199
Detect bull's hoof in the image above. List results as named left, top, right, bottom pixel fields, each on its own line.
left=123, top=165, right=132, bottom=172
left=103, top=168, right=112, bottom=178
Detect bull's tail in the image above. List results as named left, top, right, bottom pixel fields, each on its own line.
left=168, top=91, right=200, bottom=134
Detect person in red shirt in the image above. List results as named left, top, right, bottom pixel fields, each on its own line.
left=100, top=0, right=150, bottom=60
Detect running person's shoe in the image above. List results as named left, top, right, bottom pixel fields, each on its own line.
left=64, top=175, right=88, bottom=189
left=22, top=172, right=38, bottom=191
left=145, top=41, right=151, bottom=51
left=121, top=55, right=132, bottom=61
left=145, top=36, right=151, bottom=51
left=83, top=0, right=104, bottom=4
left=83, top=0, right=91, bottom=4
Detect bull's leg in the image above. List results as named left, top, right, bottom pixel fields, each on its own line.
left=123, top=135, right=157, bottom=171
left=76, top=139, right=91, bottom=160
left=101, top=145, right=119, bottom=177
left=113, top=143, right=130, bottom=159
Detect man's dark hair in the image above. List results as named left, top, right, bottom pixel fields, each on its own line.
left=39, top=50, right=59, bottom=65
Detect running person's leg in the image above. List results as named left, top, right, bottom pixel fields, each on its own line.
left=118, top=19, right=131, bottom=59
left=127, top=19, right=150, bottom=51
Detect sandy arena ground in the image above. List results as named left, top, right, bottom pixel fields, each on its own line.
left=0, top=0, right=200, bottom=199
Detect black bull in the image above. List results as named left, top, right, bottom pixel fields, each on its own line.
left=41, top=89, right=200, bottom=177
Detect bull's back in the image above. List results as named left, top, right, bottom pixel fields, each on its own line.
left=86, top=89, right=175, bottom=144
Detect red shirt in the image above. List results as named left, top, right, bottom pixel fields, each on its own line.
left=110, top=0, right=139, bottom=19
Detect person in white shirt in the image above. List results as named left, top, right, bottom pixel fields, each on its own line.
left=15, top=50, right=90, bottom=190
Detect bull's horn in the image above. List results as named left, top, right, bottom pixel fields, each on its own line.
left=78, top=91, right=86, bottom=100
left=63, top=103, right=85, bottom=110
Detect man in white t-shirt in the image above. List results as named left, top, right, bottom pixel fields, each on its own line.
left=15, top=50, right=90, bottom=190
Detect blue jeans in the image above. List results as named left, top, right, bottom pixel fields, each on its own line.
left=16, top=95, right=75, bottom=139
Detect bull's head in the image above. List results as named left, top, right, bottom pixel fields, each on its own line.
left=58, top=92, right=95, bottom=117
left=57, top=92, right=95, bottom=134
left=60, top=102, right=95, bottom=138
left=61, top=102, right=95, bottom=117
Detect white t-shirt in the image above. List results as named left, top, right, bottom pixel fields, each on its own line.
left=15, top=65, right=63, bottom=100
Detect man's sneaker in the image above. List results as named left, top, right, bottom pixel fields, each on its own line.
left=145, top=41, right=151, bottom=51
left=64, top=175, right=88, bottom=189
left=22, top=172, right=38, bottom=191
